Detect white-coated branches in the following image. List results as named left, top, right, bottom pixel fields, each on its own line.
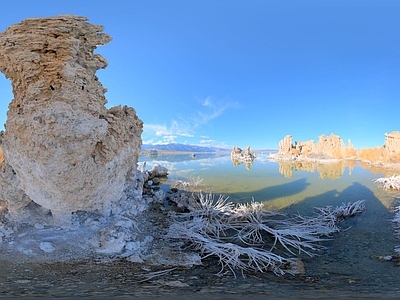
left=373, top=175, right=400, bottom=254
left=373, top=175, right=400, bottom=190
left=172, top=176, right=205, bottom=192
left=167, top=191, right=365, bottom=277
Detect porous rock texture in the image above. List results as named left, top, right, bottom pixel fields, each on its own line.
left=277, top=133, right=355, bottom=159
left=384, top=131, right=400, bottom=156
left=230, top=146, right=255, bottom=161
left=0, top=15, right=143, bottom=222
left=276, top=132, right=400, bottom=163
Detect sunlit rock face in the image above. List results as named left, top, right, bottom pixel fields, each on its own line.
left=277, top=134, right=354, bottom=159
left=314, top=134, right=346, bottom=158
left=278, top=135, right=294, bottom=155
left=276, top=132, right=400, bottom=163
left=0, top=15, right=143, bottom=221
left=384, top=131, right=400, bottom=156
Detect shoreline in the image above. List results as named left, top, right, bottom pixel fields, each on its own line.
left=139, top=150, right=400, bottom=174
left=268, top=153, right=400, bottom=173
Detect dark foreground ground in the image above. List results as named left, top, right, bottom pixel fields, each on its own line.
left=1, top=256, right=399, bottom=300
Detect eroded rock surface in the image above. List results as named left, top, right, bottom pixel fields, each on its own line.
left=0, top=15, right=143, bottom=221
left=231, top=146, right=256, bottom=170
left=231, top=146, right=256, bottom=161
left=277, top=133, right=352, bottom=158
left=384, top=131, right=400, bottom=157
left=275, top=131, right=400, bottom=164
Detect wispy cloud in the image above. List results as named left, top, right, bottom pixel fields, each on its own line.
left=193, top=96, right=239, bottom=126
left=143, top=122, right=194, bottom=145
left=144, top=124, right=171, bottom=137
left=198, top=139, right=230, bottom=149
left=143, top=96, right=239, bottom=145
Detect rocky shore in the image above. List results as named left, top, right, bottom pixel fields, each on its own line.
left=0, top=15, right=400, bottom=299
left=273, top=132, right=400, bottom=164
left=268, top=133, right=400, bottom=176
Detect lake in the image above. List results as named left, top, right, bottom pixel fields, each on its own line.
left=139, top=153, right=400, bottom=295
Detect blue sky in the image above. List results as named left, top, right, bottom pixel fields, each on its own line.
left=0, top=1, right=399, bottom=150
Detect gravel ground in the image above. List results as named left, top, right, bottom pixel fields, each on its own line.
left=1, top=256, right=400, bottom=300
left=1, top=168, right=400, bottom=299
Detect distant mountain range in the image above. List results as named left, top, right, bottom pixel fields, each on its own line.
left=141, top=143, right=229, bottom=153
left=141, top=143, right=276, bottom=153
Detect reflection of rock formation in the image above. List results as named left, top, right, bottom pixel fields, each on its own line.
left=0, top=16, right=143, bottom=222
left=278, top=161, right=294, bottom=178
left=277, top=160, right=356, bottom=180
left=231, top=146, right=256, bottom=170
left=232, top=159, right=253, bottom=170
left=149, top=149, right=158, bottom=158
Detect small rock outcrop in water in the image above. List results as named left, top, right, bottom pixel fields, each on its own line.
left=0, top=15, right=143, bottom=222
left=231, top=146, right=256, bottom=170
left=231, top=146, right=256, bottom=161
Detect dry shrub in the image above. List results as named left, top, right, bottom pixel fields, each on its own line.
left=291, top=147, right=301, bottom=156
left=331, top=149, right=342, bottom=159
left=358, top=147, right=383, bottom=161
left=389, top=152, right=400, bottom=163
left=301, top=149, right=312, bottom=156
left=344, top=147, right=358, bottom=158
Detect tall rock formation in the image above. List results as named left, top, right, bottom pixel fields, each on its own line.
left=314, top=134, right=346, bottom=158
left=384, top=131, right=400, bottom=156
left=276, top=131, right=400, bottom=163
left=277, top=133, right=353, bottom=159
left=0, top=15, right=143, bottom=221
left=278, top=135, right=294, bottom=155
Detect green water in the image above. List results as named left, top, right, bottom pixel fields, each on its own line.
left=140, top=153, right=400, bottom=294
left=139, top=154, right=397, bottom=211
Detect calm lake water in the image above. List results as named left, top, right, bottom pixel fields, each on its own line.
left=139, top=153, right=400, bottom=295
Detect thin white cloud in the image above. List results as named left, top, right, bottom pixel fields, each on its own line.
left=142, top=138, right=157, bottom=145
left=143, top=122, right=194, bottom=145
left=176, top=131, right=194, bottom=137
left=199, top=139, right=216, bottom=144
left=194, top=96, right=239, bottom=126
left=198, top=139, right=231, bottom=149
left=143, top=124, right=171, bottom=136
left=143, top=97, right=239, bottom=146
left=161, top=135, right=177, bottom=143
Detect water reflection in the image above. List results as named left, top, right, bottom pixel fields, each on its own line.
left=277, top=159, right=357, bottom=180
left=139, top=154, right=400, bottom=211
left=233, top=177, right=310, bottom=203
left=140, top=152, right=222, bottom=163
left=137, top=153, right=400, bottom=294
left=231, top=158, right=254, bottom=170
left=289, top=181, right=379, bottom=214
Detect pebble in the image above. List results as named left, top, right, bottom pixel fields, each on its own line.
left=39, top=242, right=55, bottom=253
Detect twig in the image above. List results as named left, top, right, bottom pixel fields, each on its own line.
left=135, top=267, right=177, bottom=283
